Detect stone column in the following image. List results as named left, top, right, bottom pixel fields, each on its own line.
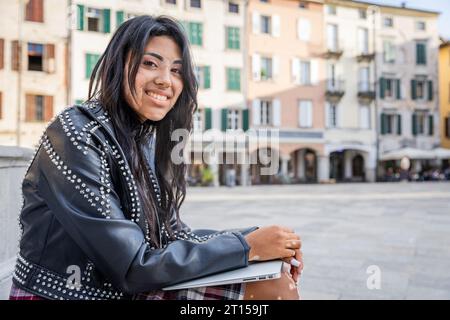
left=318, top=155, right=330, bottom=183
left=344, top=151, right=353, bottom=180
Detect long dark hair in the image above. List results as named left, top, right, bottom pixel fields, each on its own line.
left=88, top=15, right=198, bottom=247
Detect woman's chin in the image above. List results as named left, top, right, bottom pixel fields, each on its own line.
left=142, top=109, right=169, bottom=122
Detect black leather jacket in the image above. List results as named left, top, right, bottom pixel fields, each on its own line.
left=12, top=101, right=257, bottom=300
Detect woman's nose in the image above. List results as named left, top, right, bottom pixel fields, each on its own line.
left=155, top=68, right=172, bottom=87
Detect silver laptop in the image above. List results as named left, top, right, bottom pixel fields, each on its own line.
left=162, top=260, right=284, bottom=291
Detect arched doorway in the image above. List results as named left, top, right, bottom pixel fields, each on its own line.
left=250, top=148, right=279, bottom=185
left=352, top=154, right=365, bottom=181
left=330, top=151, right=345, bottom=181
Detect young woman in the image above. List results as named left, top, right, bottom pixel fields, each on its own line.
left=9, top=15, right=302, bottom=300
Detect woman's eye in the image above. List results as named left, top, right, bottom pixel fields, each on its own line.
left=143, top=61, right=157, bottom=67
left=172, top=69, right=182, bottom=75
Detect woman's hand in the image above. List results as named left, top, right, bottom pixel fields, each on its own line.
left=244, top=225, right=302, bottom=262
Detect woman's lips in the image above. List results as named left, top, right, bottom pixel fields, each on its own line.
left=145, top=91, right=170, bottom=108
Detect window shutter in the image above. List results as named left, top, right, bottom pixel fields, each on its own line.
left=221, top=109, right=228, bottom=131
left=311, top=59, right=319, bottom=85
left=272, top=99, right=281, bottom=126
left=428, top=80, right=433, bottom=101
left=428, top=114, right=434, bottom=136
left=243, top=109, right=249, bottom=131
left=11, top=40, right=20, bottom=71
left=379, top=77, right=385, bottom=99
left=0, top=39, right=4, bottom=70
left=298, top=19, right=311, bottom=41
left=44, top=95, right=53, bottom=122
left=252, top=99, right=261, bottom=125
left=396, top=79, right=401, bottom=99
left=45, top=44, right=55, bottom=73
left=292, top=58, right=300, bottom=84
left=252, top=12, right=260, bottom=34
left=77, top=5, right=84, bottom=31
left=116, top=11, right=125, bottom=28
left=204, top=66, right=210, bottom=89
left=380, top=113, right=386, bottom=135
left=272, top=15, right=280, bottom=37
left=103, top=9, right=111, bottom=33
left=397, top=114, right=402, bottom=135
left=411, top=80, right=417, bottom=100
left=25, top=94, right=35, bottom=122
left=204, top=107, right=212, bottom=130
left=273, top=55, right=279, bottom=77
left=252, top=54, right=261, bottom=81
left=446, top=117, right=450, bottom=138
left=412, top=114, right=417, bottom=136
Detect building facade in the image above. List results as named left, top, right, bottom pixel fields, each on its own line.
left=0, top=0, right=68, bottom=148
left=439, top=40, right=450, bottom=149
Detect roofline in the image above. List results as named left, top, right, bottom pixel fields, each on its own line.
left=325, top=0, right=440, bottom=16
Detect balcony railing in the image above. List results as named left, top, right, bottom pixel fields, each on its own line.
left=357, top=81, right=376, bottom=100
left=323, top=46, right=343, bottom=59
left=326, top=79, right=345, bottom=99
left=356, top=51, right=375, bottom=63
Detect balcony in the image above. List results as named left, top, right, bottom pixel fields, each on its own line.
left=356, top=52, right=375, bottom=63
left=326, top=79, right=345, bottom=100
left=357, top=81, right=376, bottom=100
left=323, top=47, right=343, bottom=59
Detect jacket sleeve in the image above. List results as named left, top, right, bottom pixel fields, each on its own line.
left=170, top=209, right=259, bottom=238
left=37, top=115, right=252, bottom=294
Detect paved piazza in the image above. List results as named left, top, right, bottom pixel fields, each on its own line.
left=181, top=182, right=450, bottom=300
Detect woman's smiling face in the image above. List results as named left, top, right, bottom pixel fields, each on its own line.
left=123, top=35, right=184, bottom=122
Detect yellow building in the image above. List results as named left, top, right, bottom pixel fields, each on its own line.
left=439, top=40, right=450, bottom=149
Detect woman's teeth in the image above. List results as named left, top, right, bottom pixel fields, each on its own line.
left=147, top=91, right=168, bottom=101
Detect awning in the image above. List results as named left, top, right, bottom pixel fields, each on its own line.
left=381, top=147, right=450, bottom=161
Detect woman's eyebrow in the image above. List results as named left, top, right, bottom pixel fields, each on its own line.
left=144, top=52, right=182, bottom=65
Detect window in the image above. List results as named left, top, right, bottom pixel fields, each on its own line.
left=0, top=39, right=4, bottom=70
left=416, top=42, right=427, bottom=65
left=260, top=100, right=271, bottom=125
left=327, top=103, right=338, bottom=128
left=228, top=2, right=239, bottom=13
left=411, top=78, right=432, bottom=101
left=359, top=67, right=370, bottom=91
left=412, top=112, right=433, bottom=136
left=297, top=19, right=311, bottom=41
left=261, top=15, right=271, bottom=34
left=194, top=66, right=211, bottom=89
left=188, top=22, right=203, bottom=46
left=300, top=61, right=311, bottom=85
left=227, top=110, right=240, bottom=130
left=298, top=100, right=313, bottom=128
left=260, top=57, right=272, bottom=80
left=85, top=53, right=100, bottom=79
left=226, top=27, right=240, bottom=50
left=27, top=43, right=43, bottom=71
left=327, top=24, right=338, bottom=51
left=190, top=0, right=201, bottom=9
left=193, top=109, right=203, bottom=131
left=77, top=6, right=110, bottom=33
left=260, top=0, right=269, bottom=2
left=445, top=116, right=450, bottom=138
left=383, top=17, right=393, bottom=27
left=416, top=21, right=426, bottom=31
left=116, top=12, right=138, bottom=28
left=299, top=2, right=309, bottom=9
left=380, top=78, right=401, bottom=100
left=358, top=28, right=369, bottom=55
left=226, top=68, right=241, bottom=91
left=381, top=113, right=401, bottom=135
left=326, top=5, right=337, bottom=15
left=383, top=40, right=396, bottom=63
left=25, top=94, right=53, bottom=122
left=165, top=0, right=177, bottom=4
left=359, top=9, right=367, bottom=19
left=25, top=0, right=44, bottom=23
left=360, top=105, right=370, bottom=129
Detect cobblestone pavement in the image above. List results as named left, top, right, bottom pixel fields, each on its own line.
left=181, top=182, right=450, bottom=300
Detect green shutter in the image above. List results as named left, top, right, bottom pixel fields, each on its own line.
left=86, top=53, right=100, bottom=79
left=380, top=77, right=385, bottom=99
left=221, top=109, right=228, bottom=131
left=103, top=9, right=111, bottom=33
left=203, top=66, right=210, bottom=89
left=428, top=115, right=434, bottom=136
left=77, top=5, right=84, bottom=31
left=428, top=80, right=433, bottom=101
left=243, top=109, right=249, bottom=131
left=397, top=114, right=402, bottom=135
left=75, top=99, right=84, bottom=105
left=227, top=27, right=240, bottom=50
left=116, top=11, right=125, bottom=28
left=416, top=43, right=426, bottom=65
left=411, top=80, right=417, bottom=100
left=204, top=107, right=212, bottom=130
left=396, top=79, right=401, bottom=99
left=198, top=23, right=203, bottom=46
left=412, top=114, right=417, bottom=136
left=190, top=23, right=203, bottom=46
left=381, top=113, right=386, bottom=135
left=227, top=68, right=241, bottom=91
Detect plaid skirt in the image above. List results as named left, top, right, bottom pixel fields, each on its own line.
left=9, top=282, right=246, bottom=300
